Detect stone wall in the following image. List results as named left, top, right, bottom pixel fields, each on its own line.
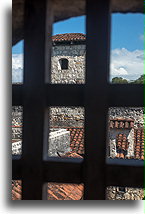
left=109, top=107, right=144, bottom=128
left=12, top=106, right=23, bottom=126
left=107, top=107, right=144, bottom=200
left=12, top=43, right=144, bottom=200
left=12, top=129, right=71, bottom=157
left=12, top=127, right=22, bottom=140
left=12, top=141, right=22, bottom=155
left=12, top=107, right=143, bottom=139
left=106, top=186, right=144, bottom=200
left=51, top=44, right=85, bottom=84
left=12, top=106, right=85, bottom=140
left=50, top=107, right=84, bottom=127
left=12, top=106, right=23, bottom=140
left=48, top=129, right=71, bottom=157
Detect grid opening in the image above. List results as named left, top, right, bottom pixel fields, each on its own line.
left=48, top=107, right=85, bottom=157
left=107, top=107, right=144, bottom=160
left=12, top=41, right=24, bottom=84
left=12, top=0, right=143, bottom=200
left=106, top=107, right=144, bottom=200
left=12, top=106, right=23, bottom=155
left=106, top=186, right=144, bottom=200
left=11, top=180, right=84, bottom=201
left=110, top=14, right=144, bottom=83
left=50, top=16, right=86, bottom=84
left=12, top=180, right=22, bottom=200
left=47, top=182, right=84, bottom=200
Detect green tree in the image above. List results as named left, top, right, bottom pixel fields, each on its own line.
left=132, top=75, right=144, bottom=84
left=112, top=77, right=128, bottom=84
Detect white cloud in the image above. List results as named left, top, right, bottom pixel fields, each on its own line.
left=12, top=48, right=144, bottom=83
left=139, top=34, right=144, bottom=41
left=110, top=48, right=144, bottom=80
left=12, top=68, right=23, bottom=83
left=12, top=54, right=23, bottom=83
left=12, top=54, right=23, bottom=69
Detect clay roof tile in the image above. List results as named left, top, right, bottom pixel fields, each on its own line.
left=52, top=33, right=86, bottom=43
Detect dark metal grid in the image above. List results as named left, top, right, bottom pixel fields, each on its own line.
left=22, top=0, right=53, bottom=199
left=12, top=0, right=144, bottom=200
left=84, top=0, right=110, bottom=199
left=12, top=84, right=143, bottom=107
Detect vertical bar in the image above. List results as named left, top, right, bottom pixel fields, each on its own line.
left=84, top=0, right=111, bottom=199
left=22, top=0, right=53, bottom=199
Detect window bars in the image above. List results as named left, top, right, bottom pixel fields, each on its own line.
left=12, top=0, right=144, bottom=200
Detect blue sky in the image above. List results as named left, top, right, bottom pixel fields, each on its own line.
left=12, top=14, right=144, bottom=53
left=12, top=14, right=144, bottom=82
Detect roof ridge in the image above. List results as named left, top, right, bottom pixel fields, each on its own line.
left=52, top=33, right=86, bottom=42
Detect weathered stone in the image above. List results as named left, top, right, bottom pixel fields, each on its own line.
left=12, top=37, right=144, bottom=200
left=48, top=129, right=71, bottom=156
left=106, top=186, right=144, bottom=200
left=12, top=129, right=71, bottom=157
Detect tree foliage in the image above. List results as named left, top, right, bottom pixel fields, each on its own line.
left=112, top=75, right=144, bottom=84
left=112, top=77, right=128, bottom=84
left=132, top=74, right=144, bottom=84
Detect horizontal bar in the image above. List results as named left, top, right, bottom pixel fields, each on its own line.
left=109, top=84, right=143, bottom=107
left=46, top=84, right=84, bottom=106
left=13, top=157, right=143, bottom=187
left=106, top=158, right=144, bottom=167
left=12, top=84, right=84, bottom=107
left=12, top=157, right=83, bottom=183
left=12, top=84, right=143, bottom=107
left=106, top=158, right=144, bottom=187
left=12, top=155, right=22, bottom=180
left=43, top=157, right=83, bottom=183
left=12, top=85, right=23, bottom=106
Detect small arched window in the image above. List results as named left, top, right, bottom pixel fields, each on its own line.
left=59, top=58, right=68, bottom=70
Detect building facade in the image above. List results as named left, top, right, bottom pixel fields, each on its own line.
left=12, top=33, right=144, bottom=200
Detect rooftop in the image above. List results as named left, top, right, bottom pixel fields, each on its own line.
left=52, top=33, right=86, bottom=45
left=109, top=118, right=134, bottom=129
left=12, top=118, right=144, bottom=200
left=12, top=152, right=83, bottom=200
left=52, top=33, right=86, bottom=42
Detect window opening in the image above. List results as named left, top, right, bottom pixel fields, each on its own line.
left=59, top=58, right=68, bottom=70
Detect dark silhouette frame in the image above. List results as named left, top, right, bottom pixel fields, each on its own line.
left=12, top=0, right=143, bottom=200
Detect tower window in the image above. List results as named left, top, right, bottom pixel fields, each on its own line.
left=59, top=58, right=68, bottom=70
left=118, top=187, right=126, bottom=192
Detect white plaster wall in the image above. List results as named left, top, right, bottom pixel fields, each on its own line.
left=109, top=128, right=134, bottom=158
left=48, top=129, right=71, bottom=157
left=12, top=129, right=71, bottom=157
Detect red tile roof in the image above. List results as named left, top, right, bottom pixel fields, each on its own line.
left=67, top=128, right=84, bottom=155
left=134, top=129, right=144, bottom=160
left=47, top=183, right=83, bottom=200
left=116, top=133, right=129, bottom=151
left=116, top=152, right=125, bottom=159
left=52, top=33, right=86, bottom=43
left=110, top=118, right=134, bottom=129
left=12, top=152, right=83, bottom=200
left=12, top=122, right=144, bottom=200
left=116, top=133, right=129, bottom=159
left=12, top=180, right=22, bottom=200
left=47, top=152, right=83, bottom=200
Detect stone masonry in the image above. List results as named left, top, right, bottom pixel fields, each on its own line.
left=51, top=44, right=85, bottom=84
left=12, top=33, right=144, bottom=200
